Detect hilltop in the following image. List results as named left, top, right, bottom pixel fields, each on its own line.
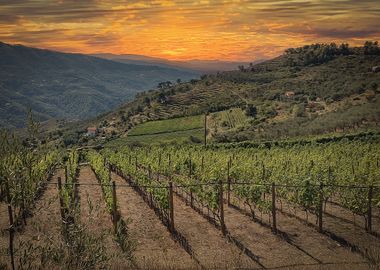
left=0, top=42, right=198, bottom=128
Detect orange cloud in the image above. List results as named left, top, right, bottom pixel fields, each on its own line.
left=0, top=0, right=379, bottom=60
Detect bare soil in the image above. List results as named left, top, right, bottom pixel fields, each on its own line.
left=0, top=202, right=10, bottom=267
left=275, top=195, right=380, bottom=266
left=0, top=170, right=63, bottom=269
left=324, top=200, right=380, bottom=236
left=112, top=172, right=197, bottom=269
left=223, top=200, right=321, bottom=269
left=78, top=166, right=132, bottom=269
left=172, top=194, right=259, bottom=268
left=230, top=195, right=370, bottom=269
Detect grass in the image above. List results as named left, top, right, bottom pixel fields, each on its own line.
left=128, top=115, right=204, bottom=136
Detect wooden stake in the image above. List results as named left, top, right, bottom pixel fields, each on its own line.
left=367, top=186, right=373, bottom=233
left=227, top=160, right=231, bottom=206
left=318, top=182, right=323, bottom=233
left=272, top=182, right=277, bottom=234
left=219, top=180, right=226, bottom=236
left=8, top=205, right=15, bottom=270
left=169, top=181, right=174, bottom=232
left=112, top=181, right=118, bottom=235
left=5, top=180, right=10, bottom=204
left=57, top=177, right=67, bottom=239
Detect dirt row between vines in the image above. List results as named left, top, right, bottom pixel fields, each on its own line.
left=324, top=199, right=380, bottom=236
left=111, top=172, right=197, bottom=269
left=136, top=168, right=373, bottom=269
left=0, top=170, right=64, bottom=269
left=229, top=195, right=369, bottom=269
left=78, top=166, right=131, bottom=268
left=0, top=201, right=9, bottom=267
left=270, top=196, right=380, bottom=263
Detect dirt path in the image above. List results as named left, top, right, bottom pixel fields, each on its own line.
left=112, top=172, right=197, bottom=269
left=172, top=195, right=259, bottom=268
left=78, top=166, right=131, bottom=269
left=230, top=196, right=369, bottom=269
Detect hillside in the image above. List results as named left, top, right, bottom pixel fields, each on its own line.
left=49, top=42, right=380, bottom=146
left=0, top=42, right=198, bottom=128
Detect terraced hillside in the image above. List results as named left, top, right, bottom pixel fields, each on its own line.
left=55, top=43, right=380, bottom=147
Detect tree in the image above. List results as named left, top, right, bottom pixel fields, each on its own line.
left=245, top=104, right=257, bottom=118
left=364, top=41, right=380, bottom=55
left=339, top=43, right=350, bottom=55
left=144, top=97, right=151, bottom=106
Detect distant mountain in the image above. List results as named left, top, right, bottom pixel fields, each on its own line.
left=0, top=42, right=198, bottom=128
left=92, top=53, right=262, bottom=73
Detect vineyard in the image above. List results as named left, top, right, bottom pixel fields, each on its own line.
left=1, top=132, right=380, bottom=268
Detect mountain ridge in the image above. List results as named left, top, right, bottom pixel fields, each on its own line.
left=91, top=53, right=263, bottom=73
left=0, top=41, right=199, bottom=128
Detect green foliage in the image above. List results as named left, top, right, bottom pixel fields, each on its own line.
left=103, top=149, right=170, bottom=210
left=128, top=115, right=204, bottom=136
left=104, top=139, right=380, bottom=218
left=86, top=150, right=113, bottom=213
left=0, top=129, right=60, bottom=220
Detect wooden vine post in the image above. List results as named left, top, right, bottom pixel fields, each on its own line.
left=148, top=166, right=153, bottom=204
left=7, top=205, right=15, bottom=270
left=112, top=181, right=118, bottom=235
left=271, top=182, right=277, bottom=234
left=57, top=177, right=67, bottom=239
left=367, top=186, right=373, bottom=233
left=227, top=159, right=231, bottom=206
left=169, top=181, right=174, bottom=233
left=219, top=180, right=226, bottom=236
left=318, top=182, right=324, bottom=233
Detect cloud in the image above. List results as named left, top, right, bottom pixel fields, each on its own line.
left=0, top=0, right=379, bottom=60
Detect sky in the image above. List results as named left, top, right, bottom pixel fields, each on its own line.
left=0, top=0, right=379, bottom=61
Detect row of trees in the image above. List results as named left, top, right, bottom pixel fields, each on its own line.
left=284, top=41, right=380, bottom=66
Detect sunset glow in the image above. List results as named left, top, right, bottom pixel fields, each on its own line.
left=1, top=0, right=379, bottom=61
